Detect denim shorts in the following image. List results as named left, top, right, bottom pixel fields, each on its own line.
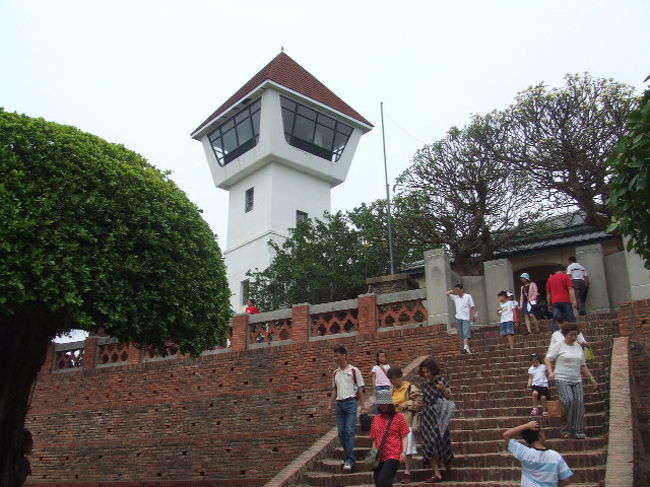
left=500, top=321, right=515, bottom=336
left=456, top=319, right=472, bottom=339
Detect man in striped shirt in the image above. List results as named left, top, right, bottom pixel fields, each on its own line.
left=503, top=421, right=573, bottom=486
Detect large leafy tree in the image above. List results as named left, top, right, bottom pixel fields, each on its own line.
left=395, top=121, right=543, bottom=274
left=608, top=80, right=650, bottom=268
left=247, top=212, right=393, bottom=309
left=477, top=73, right=637, bottom=229
left=0, top=109, right=230, bottom=487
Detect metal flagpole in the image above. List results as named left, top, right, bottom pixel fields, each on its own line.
left=380, top=102, right=396, bottom=275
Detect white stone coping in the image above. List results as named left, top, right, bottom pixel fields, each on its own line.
left=54, top=340, right=86, bottom=352
left=247, top=308, right=292, bottom=324
left=376, top=288, right=426, bottom=305
left=310, top=298, right=358, bottom=315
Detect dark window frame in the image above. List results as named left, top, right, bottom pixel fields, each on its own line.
left=280, top=96, right=353, bottom=162
left=296, top=210, right=309, bottom=225
left=241, top=279, right=250, bottom=306
left=245, top=187, right=254, bottom=213
left=208, top=98, right=262, bottom=166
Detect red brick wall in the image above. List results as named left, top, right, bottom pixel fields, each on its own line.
left=25, top=324, right=459, bottom=486
left=618, top=298, right=650, bottom=484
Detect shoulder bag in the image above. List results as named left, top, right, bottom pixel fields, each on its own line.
left=364, top=415, right=395, bottom=469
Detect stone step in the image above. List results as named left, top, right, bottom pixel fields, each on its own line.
left=438, top=344, right=613, bottom=366
left=353, top=435, right=607, bottom=453
left=454, top=399, right=605, bottom=418
left=304, top=465, right=605, bottom=485
left=446, top=388, right=607, bottom=403
left=297, top=483, right=602, bottom=487
left=452, top=376, right=609, bottom=394
left=319, top=449, right=605, bottom=472
left=454, top=391, right=608, bottom=409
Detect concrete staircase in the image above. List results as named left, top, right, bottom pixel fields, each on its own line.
left=296, top=316, right=617, bottom=486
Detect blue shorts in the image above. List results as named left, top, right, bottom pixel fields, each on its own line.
left=500, top=321, right=515, bottom=336
left=456, top=319, right=472, bottom=339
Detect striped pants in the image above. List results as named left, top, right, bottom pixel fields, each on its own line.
left=555, top=380, right=585, bottom=438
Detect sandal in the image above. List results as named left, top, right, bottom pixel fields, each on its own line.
left=530, top=408, right=539, bottom=416
left=425, top=476, right=442, bottom=483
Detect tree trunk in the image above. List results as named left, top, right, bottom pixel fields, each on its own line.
left=0, top=309, right=56, bottom=487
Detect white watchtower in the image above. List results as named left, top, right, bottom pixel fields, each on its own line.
left=191, top=52, right=372, bottom=311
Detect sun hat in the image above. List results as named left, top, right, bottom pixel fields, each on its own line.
left=520, top=272, right=531, bottom=281
left=375, top=388, right=394, bottom=405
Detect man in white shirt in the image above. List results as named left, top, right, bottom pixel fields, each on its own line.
left=567, top=256, right=589, bottom=316
left=327, top=346, right=366, bottom=471
left=446, top=283, right=477, bottom=354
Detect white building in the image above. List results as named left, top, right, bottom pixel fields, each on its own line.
left=192, top=52, right=372, bottom=311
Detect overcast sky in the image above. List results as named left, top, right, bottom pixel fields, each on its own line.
left=2, top=0, right=648, bottom=248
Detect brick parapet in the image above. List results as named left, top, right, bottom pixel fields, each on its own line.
left=231, top=313, right=249, bottom=352
left=291, top=303, right=310, bottom=343
left=617, top=298, right=650, bottom=485
left=357, top=293, right=378, bottom=335
left=604, top=336, right=634, bottom=487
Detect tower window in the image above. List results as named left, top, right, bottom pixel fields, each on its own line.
left=296, top=210, right=308, bottom=224
left=241, top=280, right=250, bottom=306
left=208, top=98, right=261, bottom=166
left=245, top=187, right=254, bottom=213
left=280, top=96, right=353, bottom=162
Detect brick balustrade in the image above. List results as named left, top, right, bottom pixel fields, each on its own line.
left=604, top=336, right=634, bottom=487
left=45, top=289, right=429, bottom=374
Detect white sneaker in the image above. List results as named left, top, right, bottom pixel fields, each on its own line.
left=343, top=462, right=353, bottom=471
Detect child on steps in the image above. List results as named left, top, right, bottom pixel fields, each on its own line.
left=527, top=353, right=550, bottom=417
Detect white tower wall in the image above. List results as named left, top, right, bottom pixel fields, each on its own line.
left=224, top=161, right=332, bottom=310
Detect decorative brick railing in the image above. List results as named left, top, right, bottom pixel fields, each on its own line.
left=310, top=299, right=359, bottom=337
left=46, top=290, right=431, bottom=370
left=249, top=309, right=293, bottom=344
left=377, top=289, right=427, bottom=328
left=97, top=339, right=130, bottom=366
left=54, top=341, right=85, bottom=370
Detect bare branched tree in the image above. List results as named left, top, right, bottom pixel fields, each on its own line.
left=396, top=120, right=543, bottom=274
left=477, top=73, right=637, bottom=229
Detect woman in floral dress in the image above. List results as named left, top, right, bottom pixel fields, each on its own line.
left=419, top=358, right=454, bottom=483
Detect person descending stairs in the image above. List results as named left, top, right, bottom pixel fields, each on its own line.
left=297, top=314, right=616, bottom=486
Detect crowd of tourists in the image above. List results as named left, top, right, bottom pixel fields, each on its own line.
left=328, top=256, right=594, bottom=486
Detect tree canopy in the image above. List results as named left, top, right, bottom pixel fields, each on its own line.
left=247, top=212, right=393, bottom=309
left=476, top=73, right=637, bottom=229
left=0, top=109, right=231, bottom=353
left=608, top=80, right=650, bottom=268
left=0, top=109, right=230, bottom=486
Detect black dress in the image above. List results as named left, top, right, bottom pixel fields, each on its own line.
left=420, top=379, right=454, bottom=463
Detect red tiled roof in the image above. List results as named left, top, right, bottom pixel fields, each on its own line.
left=192, top=52, right=372, bottom=136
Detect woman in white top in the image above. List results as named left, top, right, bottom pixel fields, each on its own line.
left=545, top=323, right=597, bottom=439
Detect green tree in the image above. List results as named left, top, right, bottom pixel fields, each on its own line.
left=477, top=73, right=637, bottom=229
left=247, top=212, right=392, bottom=309
left=608, top=80, right=650, bottom=268
left=0, top=109, right=231, bottom=487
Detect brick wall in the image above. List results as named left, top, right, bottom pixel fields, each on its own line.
left=618, top=298, right=650, bottom=484
left=25, top=324, right=459, bottom=486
